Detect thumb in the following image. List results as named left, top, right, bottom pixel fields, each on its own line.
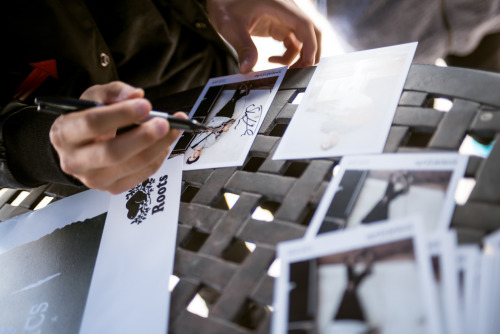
left=223, top=24, right=258, bottom=73
left=237, top=43, right=258, bottom=74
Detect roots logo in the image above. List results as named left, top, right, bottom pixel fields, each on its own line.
left=125, top=178, right=155, bottom=224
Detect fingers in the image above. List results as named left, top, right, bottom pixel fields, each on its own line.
left=80, top=81, right=145, bottom=104
left=50, top=93, right=186, bottom=194
left=224, top=23, right=259, bottom=74
left=80, top=112, right=184, bottom=173
left=59, top=117, right=168, bottom=173
left=50, top=98, right=152, bottom=146
left=264, top=1, right=321, bottom=68
left=291, top=21, right=322, bottom=68
left=206, top=1, right=259, bottom=73
left=268, top=33, right=301, bottom=65
left=206, top=0, right=321, bottom=72
left=73, top=122, right=173, bottom=194
left=80, top=116, right=184, bottom=194
left=53, top=116, right=183, bottom=194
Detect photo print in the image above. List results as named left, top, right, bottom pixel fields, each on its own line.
left=272, top=218, right=441, bottom=334
left=477, top=229, right=500, bottom=334
left=273, top=43, right=417, bottom=160
left=456, top=245, right=481, bottom=334
left=305, top=153, right=468, bottom=238
left=428, top=232, right=462, bottom=334
left=171, top=67, right=286, bottom=170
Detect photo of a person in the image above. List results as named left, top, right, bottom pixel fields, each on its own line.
left=171, top=68, right=285, bottom=170
left=186, top=119, right=236, bottom=164
left=360, top=172, right=413, bottom=224
left=318, top=169, right=452, bottom=234
left=333, top=250, right=374, bottom=324
left=186, top=83, right=250, bottom=164
left=285, top=238, right=430, bottom=334
left=317, top=240, right=426, bottom=334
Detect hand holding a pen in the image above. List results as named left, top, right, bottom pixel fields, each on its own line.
left=48, top=81, right=186, bottom=194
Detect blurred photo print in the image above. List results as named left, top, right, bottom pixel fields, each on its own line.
left=272, top=218, right=442, bottom=334
left=305, top=153, right=468, bottom=238
left=428, top=232, right=462, bottom=334
left=273, top=43, right=416, bottom=160
left=171, top=67, right=286, bottom=170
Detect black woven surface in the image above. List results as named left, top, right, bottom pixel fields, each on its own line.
left=1, top=64, right=499, bottom=333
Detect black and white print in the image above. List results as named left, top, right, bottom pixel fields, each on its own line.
left=305, top=153, right=468, bottom=237
left=272, top=217, right=442, bottom=334
left=171, top=67, right=286, bottom=170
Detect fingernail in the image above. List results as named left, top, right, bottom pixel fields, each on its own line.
left=240, top=57, right=251, bottom=73
left=154, top=119, right=168, bottom=136
left=118, top=86, right=142, bottom=100
left=136, top=100, right=150, bottom=117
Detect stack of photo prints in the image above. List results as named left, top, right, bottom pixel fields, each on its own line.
left=0, top=42, right=498, bottom=334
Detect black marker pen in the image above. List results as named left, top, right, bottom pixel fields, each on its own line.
left=34, top=96, right=206, bottom=132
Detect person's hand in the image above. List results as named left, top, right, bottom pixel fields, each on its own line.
left=206, top=0, right=321, bottom=73
left=49, top=81, right=186, bottom=194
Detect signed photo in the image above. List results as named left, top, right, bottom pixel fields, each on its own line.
left=171, top=67, right=286, bottom=170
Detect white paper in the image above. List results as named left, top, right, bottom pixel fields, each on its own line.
left=0, top=192, right=110, bottom=333
left=171, top=67, right=286, bottom=170
left=0, top=189, right=110, bottom=255
left=477, top=230, right=500, bottom=334
left=0, top=156, right=183, bottom=334
left=271, top=217, right=442, bottom=334
left=456, top=244, right=481, bottom=334
left=273, top=43, right=417, bottom=160
left=304, top=152, right=468, bottom=238
left=79, top=155, right=183, bottom=334
left=428, top=231, right=462, bottom=334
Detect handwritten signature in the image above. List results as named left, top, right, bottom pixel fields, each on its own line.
left=235, top=104, right=262, bottom=136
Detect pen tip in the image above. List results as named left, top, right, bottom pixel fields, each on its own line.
left=192, top=119, right=208, bottom=129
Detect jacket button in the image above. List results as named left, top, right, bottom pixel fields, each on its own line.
left=195, top=21, right=207, bottom=30
left=100, top=53, right=110, bottom=67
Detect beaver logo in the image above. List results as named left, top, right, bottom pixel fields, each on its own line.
left=125, top=178, right=155, bottom=224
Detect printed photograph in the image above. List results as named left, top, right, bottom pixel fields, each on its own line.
left=287, top=238, right=429, bottom=334
left=318, top=169, right=453, bottom=234
left=273, top=43, right=417, bottom=160
left=456, top=245, right=480, bottom=334
left=272, top=218, right=441, bottom=334
left=428, top=233, right=462, bottom=334
left=171, top=68, right=286, bottom=170
left=304, top=153, right=468, bottom=238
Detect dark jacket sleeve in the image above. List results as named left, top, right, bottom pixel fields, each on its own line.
left=0, top=101, right=82, bottom=189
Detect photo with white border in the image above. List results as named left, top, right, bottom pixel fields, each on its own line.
left=273, top=43, right=417, bottom=160
left=271, top=217, right=442, bottom=334
left=171, top=67, right=287, bottom=170
left=304, top=152, right=468, bottom=238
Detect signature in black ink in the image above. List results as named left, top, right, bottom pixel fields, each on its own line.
left=235, top=104, right=262, bottom=136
